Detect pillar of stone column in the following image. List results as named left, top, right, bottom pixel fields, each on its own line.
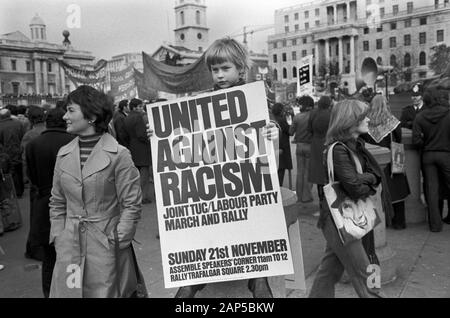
left=315, top=42, right=320, bottom=76
left=350, top=35, right=355, bottom=75
left=366, top=143, right=397, bottom=284
left=42, top=60, right=48, bottom=95
left=338, top=37, right=344, bottom=74
left=401, top=128, right=427, bottom=223
left=59, top=59, right=66, bottom=96
left=34, top=58, right=41, bottom=94
left=334, top=5, right=338, bottom=24
left=325, top=39, right=330, bottom=74
left=347, top=2, right=351, bottom=21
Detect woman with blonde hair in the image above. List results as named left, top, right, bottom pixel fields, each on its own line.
left=309, top=99, right=389, bottom=298
left=363, top=95, right=410, bottom=229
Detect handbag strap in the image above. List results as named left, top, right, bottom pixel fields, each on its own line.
left=327, top=142, right=363, bottom=182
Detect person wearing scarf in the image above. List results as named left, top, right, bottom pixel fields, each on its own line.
left=362, top=95, right=410, bottom=229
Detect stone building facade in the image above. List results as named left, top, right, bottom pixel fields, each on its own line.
left=268, top=0, right=450, bottom=94
left=0, top=14, right=95, bottom=97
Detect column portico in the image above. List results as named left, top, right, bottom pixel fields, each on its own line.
left=350, top=35, right=355, bottom=75
left=338, top=37, right=344, bottom=74
left=33, top=58, right=41, bottom=94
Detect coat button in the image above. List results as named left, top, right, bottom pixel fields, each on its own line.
left=80, top=225, right=86, bottom=233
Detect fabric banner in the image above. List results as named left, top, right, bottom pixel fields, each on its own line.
left=142, top=51, right=213, bottom=94
left=147, top=81, right=294, bottom=288
left=134, top=68, right=158, bottom=101
left=109, top=65, right=137, bottom=103
left=56, top=59, right=107, bottom=90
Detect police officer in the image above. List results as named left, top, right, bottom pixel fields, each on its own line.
left=400, top=83, right=424, bottom=129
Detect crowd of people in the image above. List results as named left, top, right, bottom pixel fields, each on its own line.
left=0, top=36, right=449, bottom=298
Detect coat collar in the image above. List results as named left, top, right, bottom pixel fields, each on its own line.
left=58, top=133, right=119, bottom=181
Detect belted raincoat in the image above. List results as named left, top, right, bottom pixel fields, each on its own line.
left=49, top=133, right=142, bottom=298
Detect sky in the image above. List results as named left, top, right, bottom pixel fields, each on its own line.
left=0, top=0, right=308, bottom=60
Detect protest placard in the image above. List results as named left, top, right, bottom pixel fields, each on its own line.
left=297, top=55, right=314, bottom=97
left=147, top=81, right=294, bottom=288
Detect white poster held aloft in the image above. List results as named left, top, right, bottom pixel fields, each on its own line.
left=297, top=55, right=314, bottom=97
left=147, top=81, right=294, bottom=288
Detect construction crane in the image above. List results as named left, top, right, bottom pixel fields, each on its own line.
left=231, top=24, right=274, bottom=47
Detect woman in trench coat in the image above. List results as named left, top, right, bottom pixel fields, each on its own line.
left=49, top=85, right=144, bottom=298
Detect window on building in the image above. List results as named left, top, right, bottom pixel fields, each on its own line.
left=273, top=42, right=278, bottom=49
left=347, top=43, right=350, bottom=54
left=292, top=39, right=297, bottom=46
left=285, top=26, right=289, bottom=33
left=12, top=82, right=19, bottom=95
left=435, top=0, right=440, bottom=9
left=197, top=33, right=202, bottom=39
left=196, top=11, right=201, bottom=24
left=390, top=73, right=398, bottom=86
left=393, top=5, right=399, bottom=15
left=294, top=12, right=299, bottom=20
left=11, top=59, right=16, bottom=71
left=404, top=53, right=411, bottom=67
left=420, top=52, right=426, bottom=65
left=312, top=48, right=315, bottom=56
left=282, top=53, right=287, bottom=62
left=283, top=67, right=287, bottom=79
left=180, top=33, right=185, bottom=40
left=305, top=22, right=309, bottom=30
left=315, top=8, right=320, bottom=16
left=26, top=61, right=31, bottom=72
left=364, top=27, right=369, bottom=34
left=419, top=32, right=426, bottom=44
left=273, top=69, right=278, bottom=81
left=284, top=15, right=289, bottom=23
left=303, top=37, right=307, bottom=44
left=283, top=39, right=287, bottom=47
left=293, top=66, right=297, bottom=78
left=292, top=51, right=297, bottom=60
left=273, top=54, right=277, bottom=63
left=366, top=0, right=372, bottom=5
left=419, top=71, right=427, bottom=78
left=363, top=41, right=369, bottom=51
left=376, top=39, right=382, bottom=49
left=305, top=11, right=309, bottom=19
left=295, top=24, right=299, bottom=31
left=390, top=37, right=396, bottom=48
left=420, top=17, right=427, bottom=25
left=405, top=71, right=412, bottom=81
left=407, top=2, right=414, bottom=13
left=380, top=7, right=385, bottom=17
left=302, top=50, right=307, bottom=57
left=336, top=44, right=339, bottom=55
left=377, top=25, right=383, bottom=32
left=437, top=30, right=444, bottom=42
left=404, top=34, right=411, bottom=46
left=405, top=19, right=411, bottom=28
left=180, top=11, right=184, bottom=25
left=377, top=57, right=383, bottom=65
left=47, top=62, right=52, bottom=73
left=390, top=55, right=397, bottom=67
left=391, top=22, right=397, bottom=30
left=315, top=20, right=320, bottom=27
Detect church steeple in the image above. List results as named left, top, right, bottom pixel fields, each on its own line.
left=174, top=0, right=209, bottom=52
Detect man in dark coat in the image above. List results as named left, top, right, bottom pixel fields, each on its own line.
left=112, top=99, right=130, bottom=147
left=25, top=108, right=75, bottom=297
left=412, top=87, right=450, bottom=232
left=124, top=98, right=152, bottom=204
left=0, top=109, right=25, bottom=197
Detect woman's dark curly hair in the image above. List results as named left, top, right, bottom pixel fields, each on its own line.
left=66, top=85, right=114, bottom=133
